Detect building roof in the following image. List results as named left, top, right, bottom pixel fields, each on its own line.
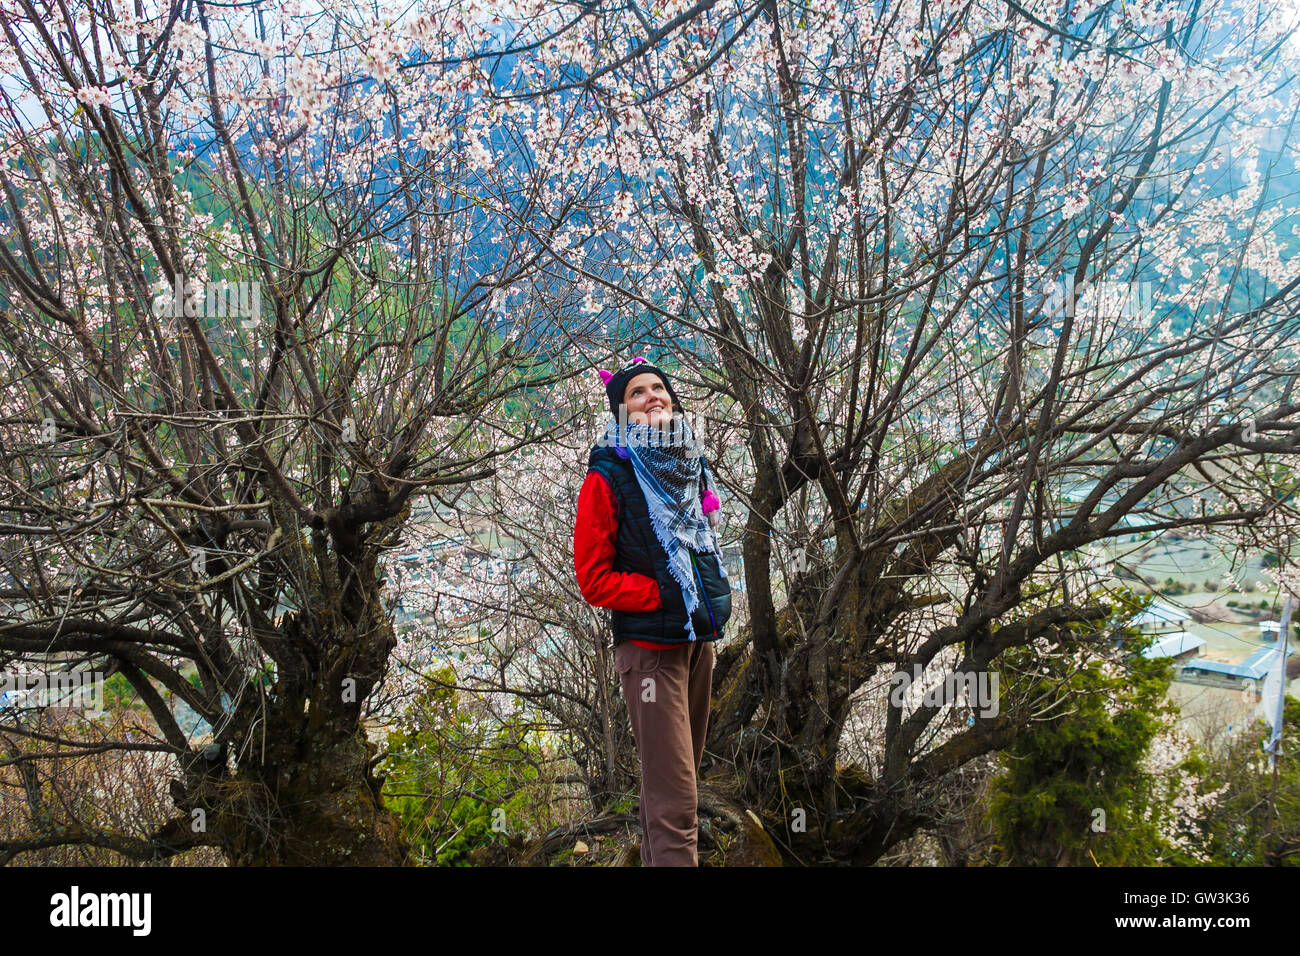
left=1131, top=600, right=1192, bottom=629
left=1180, top=658, right=1252, bottom=678
left=1142, top=631, right=1207, bottom=660
left=1240, top=646, right=1286, bottom=671
left=1182, top=646, right=1292, bottom=681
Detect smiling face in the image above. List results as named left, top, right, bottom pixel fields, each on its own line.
left=623, top=372, right=674, bottom=428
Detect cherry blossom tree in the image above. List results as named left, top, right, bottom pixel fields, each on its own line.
left=3, top=0, right=1297, bottom=868
left=0, top=0, right=607, bottom=864
left=500, top=0, right=1300, bottom=862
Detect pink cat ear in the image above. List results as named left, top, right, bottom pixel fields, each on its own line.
left=631, top=356, right=646, bottom=364
left=597, top=369, right=614, bottom=384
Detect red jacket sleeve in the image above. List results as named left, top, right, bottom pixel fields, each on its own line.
left=574, top=471, right=662, bottom=613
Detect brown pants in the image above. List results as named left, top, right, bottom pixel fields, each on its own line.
left=615, top=639, right=715, bottom=867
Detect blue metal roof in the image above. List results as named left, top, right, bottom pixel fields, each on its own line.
left=1181, top=647, right=1288, bottom=680
left=1181, top=658, right=1259, bottom=678
left=1131, top=601, right=1191, bottom=628
left=1142, top=631, right=1206, bottom=659
left=1240, top=647, right=1281, bottom=671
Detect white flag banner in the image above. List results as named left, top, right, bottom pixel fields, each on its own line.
left=1262, top=594, right=1295, bottom=759
left=1259, top=646, right=1283, bottom=732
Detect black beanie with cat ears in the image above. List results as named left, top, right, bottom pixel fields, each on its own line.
left=598, top=357, right=682, bottom=419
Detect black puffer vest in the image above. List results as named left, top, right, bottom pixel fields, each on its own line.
left=586, top=444, right=732, bottom=646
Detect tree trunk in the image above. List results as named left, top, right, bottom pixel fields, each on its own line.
left=168, top=565, right=411, bottom=866
left=175, top=713, right=408, bottom=866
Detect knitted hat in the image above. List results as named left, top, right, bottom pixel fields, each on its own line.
left=597, top=357, right=682, bottom=420
left=597, top=358, right=720, bottom=518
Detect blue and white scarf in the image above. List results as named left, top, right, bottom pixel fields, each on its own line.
left=601, top=415, right=725, bottom=641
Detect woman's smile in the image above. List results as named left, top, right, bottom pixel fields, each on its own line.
left=623, top=372, right=674, bottom=427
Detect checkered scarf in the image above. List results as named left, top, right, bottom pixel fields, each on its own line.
left=601, top=415, right=724, bottom=641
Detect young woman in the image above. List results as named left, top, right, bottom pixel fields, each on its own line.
left=572, top=357, right=732, bottom=867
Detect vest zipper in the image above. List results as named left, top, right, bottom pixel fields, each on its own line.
left=689, top=551, right=719, bottom=640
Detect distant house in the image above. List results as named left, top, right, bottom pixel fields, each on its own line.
left=1141, top=630, right=1206, bottom=665
left=1179, top=646, right=1292, bottom=689
left=1131, top=600, right=1191, bottom=633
